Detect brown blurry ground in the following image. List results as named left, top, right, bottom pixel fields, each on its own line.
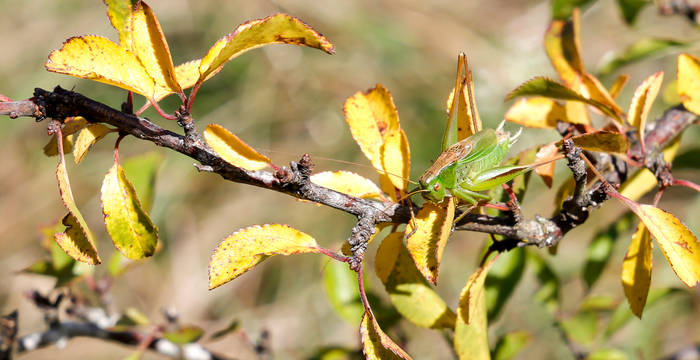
left=0, top=1, right=698, bottom=359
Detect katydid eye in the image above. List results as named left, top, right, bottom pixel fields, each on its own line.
left=433, top=183, right=441, bottom=191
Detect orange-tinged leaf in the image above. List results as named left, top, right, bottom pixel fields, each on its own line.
left=208, top=224, right=321, bottom=289
left=619, top=135, right=681, bottom=201
left=566, top=131, right=629, bottom=154
left=609, top=74, right=630, bottom=99
left=544, top=9, right=584, bottom=87
left=203, top=124, right=270, bottom=171
left=56, top=157, right=100, bottom=264
left=633, top=205, right=700, bottom=287
left=198, top=14, right=335, bottom=81
left=73, top=124, right=112, bottom=164
left=46, top=35, right=155, bottom=98
left=130, top=2, right=181, bottom=96
left=381, top=129, right=410, bottom=194
left=580, top=73, right=624, bottom=120
left=105, top=0, right=137, bottom=47
left=622, top=223, right=652, bottom=318
left=455, top=258, right=495, bottom=360
left=404, top=199, right=456, bottom=284
left=677, top=53, right=700, bottom=115
left=505, top=97, right=567, bottom=129
left=627, top=72, right=663, bottom=143
left=444, top=54, right=481, bottom=148
left=564, top=100, right=591, bottom=125
left=310, top=171, right=385, bottom=200
left=154, top=59, right=201, bottom=101
left=375, top=232, right=456, bottom=329
left=535, top=143, right=558, bottom=188
left=360, top=311, right=412, bottom=360
left=62, top=116, right=89, bottom=135
left=101, top=161, right=158, bottom=259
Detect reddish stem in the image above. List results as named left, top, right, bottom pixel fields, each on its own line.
left=316, top=247, right=351, bottom=263
left=113, top=134, right=126, bottom=164
left=148, top=100, right=177, bottom=120
left=186, top=81, right=203, bottom=113
left=673, top=179, right=700, bottom=193
left=135, top=101, right=151, bottom=116
left=0, top=93, right=12, bottom=102
left=356, top=263, right=374, bottom=316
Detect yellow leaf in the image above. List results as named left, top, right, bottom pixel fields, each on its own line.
left=360, top=311, right=413, bottom=360
left=622, top=223, right=652, bottom=318
left=208, top=224, right=321, bottom=289
left=381, top=129, right=410, bottom=194
left=535, top=143, right=558, bottom=188
left=404, top=199, right=456, bottom=284
left=564, top=101, right=591, bottom=125
left=566, top=131, right=629, bottom=154
left=677, top=53, right=700, bottom=115
left=198, top=13, right=335, bottom=81
left=455, top=259, right=495, bottom=360
left=73, top=124, right=113, bottom=164
left=62, top=116, right=89, bottom=135
left=619, top=135, right=682, bottom=201
left=203, top=124, right=270, bottom=171
left=105, top=0, right=135, bottom=47
left=375, top=232, right=457, bottom=329
left=580, top=73, right=624, bottom=121
left=633, top=205, right=700, bottom=287
left=444, top=53, right=481, bottom=147
left=609, top=74, right=630, bottom=99
left=55, top=157, right=100, bottom=264
left=101, top=161, right=158, bottom=259
left=627, top=72, right=664, bottom=143
left=545, top=9, right=584, bottom=87
left=129, top=2, right=181, bottom=96
left=44, top=134, right=74, bottom=157
left=46, top=35, right=155, bottom=98
left=344, top=84, right=409, bottom=199
left=310, top=171, right=385, bottom=200
left=154, top=59, right=201, bottom=101
left=505, top=97, right=567, bottom=129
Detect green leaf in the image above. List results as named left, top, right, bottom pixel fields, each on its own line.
left=616, top=0, right=651, bottom=25
left=323, top=259, right=364, bottom=325
left=599, top=38, right=683, bottom=75
left=528, top=252, right=560, bottom=313
left=587, top=348, right=630, bottom=360
left=454, top=259, right=495, bottom=360
left=506, top=77, right=621, bottom=121
left=375, top=232, right=456, bottom=329
left=492, top=331, right=531, bottom=360
left=604, top=288, right=683, bottom=337
left=485, top=247, right=526, bottom=321
left=360, top=311, right=412, bottom=360
left=551, top=0, right=597, bottom=20
left=122, top=152, right=163, bottom=212
left=583, top=213, right=635, bottom=289
left=198, top=14, right=335, bottom=82
left=104, top=0, right=138, bottom=46
left=163, top=325, right=204, bottom=345
left=209, top=318, right=239, bottom=340
left=561, top=310, right=598, bottom=345
left=101, top=161, right=158, bottom=260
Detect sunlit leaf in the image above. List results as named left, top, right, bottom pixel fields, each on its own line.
left=101, top=161, right=158, bottom=259
left=627, top=71, right=663, bottom=144
left=55, top=155, right=100, bottom=264
left=73, top=124, right=112, bottom=164
left=609, top=74, right=629, bottom=99
left=375, top=232, right=456, bottom=329
left=621, top=222, right=652, bottom=318
left=154, top=59, right=201, bottom=101
left=677, top=53, right=700, bottom=115
left=535, top=143, right=558, bottom=188
left=203, top=124, right=270, bottom=171
left=551, top=0, right=597, bottom=20
left=344, top=84, right=409, bottom=199
left=505, top=97, right=567, bottom=128
left=198, top=13, right=335, bottom=81
left=583, top=212, right=635, bottom=289
left=454, top=259, right=495, bottom=360
left=311, top=171, right=386, bottom=201
left=545, top=9, right=584, bottom=86
left=122, top=152, right=163, bottom=212
left=587, top=348, right=630, bottom=360
left=209, top=224, right=321, bottom=289
left=105, top=0, right=138, bottom=47
left=492, top=331, right=531, bottom=360
left=580, top=73, right=624, bottom=118
left=566, top=131, right=629, bottom=154
left=444, top=53, right=481, bottom=149
left=564, top=100, right=592, bottom=125
left=360, top=311, right=412, bottom=360
left=619, top=135, right=682, bottom=201
left=323, top=260, right=364, bottom=325
left=506, top=77, right=620, bottom=121
left=632, top=205, right=700, bottom=287
left=599, top=38, right=683, bottom=75
left=46, top=35, right=155, bottom=98
left=163, top=325, right=204, bottom=345
left=129, top=1, right=181, bottom=96
left=404, top=199, right=456, bottom=284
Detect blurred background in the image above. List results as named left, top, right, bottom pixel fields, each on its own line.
left=0, top=0, right=698, bottom=359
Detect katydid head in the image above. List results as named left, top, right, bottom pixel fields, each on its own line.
left=419, top=176, right=446, bottom=203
